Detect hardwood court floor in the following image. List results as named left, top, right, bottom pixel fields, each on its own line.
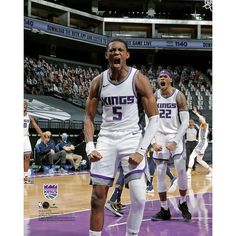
left=24, top=166, right=212, bottom=219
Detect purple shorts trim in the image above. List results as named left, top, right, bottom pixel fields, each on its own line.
left=124, top=157, right=147, bottom=179
left=90, top=172, right=115, bottom=181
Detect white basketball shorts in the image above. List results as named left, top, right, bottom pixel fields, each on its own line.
left=152, top=132, right=185, bottom=161
left=90, top=130, right=148, bottom=187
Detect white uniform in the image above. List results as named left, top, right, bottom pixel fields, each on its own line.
left=194, top=124, right=209, bottom=155
left=24, top=113, right=32, bottom=153
left=153, top=88, right=185, bottom=160
left=90, top=67, right=147, bottom=186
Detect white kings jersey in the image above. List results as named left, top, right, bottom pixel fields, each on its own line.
left=99, top=67, right=144, bottom=132
left=24, top=113, right=30, bottom=136
left=155, top=88, right=180, bottom=134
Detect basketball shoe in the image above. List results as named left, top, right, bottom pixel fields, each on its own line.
left=151, top=207, right=171, bottom=221
left=178, top=201, right=192, bottom=221
left=105, top=201, right=124, bottom=217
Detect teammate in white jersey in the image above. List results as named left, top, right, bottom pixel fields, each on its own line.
left=150, top=69, right=192, bottom=222
left=24, top=99, right=44, bottom=184
left=187, top=107, right=212, bottom=178
left=84, top=38, right=159, bottom=236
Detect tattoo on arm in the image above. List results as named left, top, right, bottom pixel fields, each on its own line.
left=176, top=91, right=187, bottom=111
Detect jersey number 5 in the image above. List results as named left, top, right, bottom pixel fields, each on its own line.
left=113, top=106, right=122, bottom=120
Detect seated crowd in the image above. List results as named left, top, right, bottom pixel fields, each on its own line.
left=24, top=56, right=212, bottom=183
left=33, top=130, right=84, bottom=175
left=24, top=56, right=212, bottom=111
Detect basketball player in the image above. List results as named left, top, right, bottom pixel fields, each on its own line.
left=24, top=99, right=44, bottom=184
left=84, top=38, right=159, bottom=236
left=151, top=69, right=191, bottom=221
left=185, top=119, right=198, bottom=171
left=146, top=144, right=177, bottom=193
left=186, top=107, right=212, bottom=178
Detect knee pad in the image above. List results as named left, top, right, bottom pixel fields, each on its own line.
left=174, top=158, right=187, bottom=190
left=157, top=162, right=167, bottom=192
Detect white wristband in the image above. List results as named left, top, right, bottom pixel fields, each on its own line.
left=86, top=142, right=95, bottom=156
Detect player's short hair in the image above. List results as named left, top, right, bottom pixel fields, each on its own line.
left=106, top=38, right=128, bottom=51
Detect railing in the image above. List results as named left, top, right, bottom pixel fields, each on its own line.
left=30, top=119, right=102, bottom=132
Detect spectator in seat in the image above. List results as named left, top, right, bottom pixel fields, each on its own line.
left=37, top=131, right=67, bottom=174
left=57, top=132, right=82, bottom=171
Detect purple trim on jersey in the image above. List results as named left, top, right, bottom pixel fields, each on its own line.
left=90, top=172, right=115, bottom=181
left=107, top=67, right=132, bottom=85
left=124, top=157, right=147, bottom=179
left=131, top=69, right=144, bottom=131
left=98, top=73, right=104, bottom=98
left=132, top=69, right=139, bottom=98
left=159, top=88, right=178, bottom=100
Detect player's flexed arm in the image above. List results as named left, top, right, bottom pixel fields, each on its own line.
left=128, top=72, right=159, bottom=165
left=84, top=75, right=103, bottom=162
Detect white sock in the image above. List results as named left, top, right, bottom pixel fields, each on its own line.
left=89, top=230, right=101, bottom=236
left=180, top=195, right=187, bottom=204
left=24, top=172, right=28, bottom=177
left=27, top=169, right=31, bottom=177
left=160, top=200, right=168, bottom=210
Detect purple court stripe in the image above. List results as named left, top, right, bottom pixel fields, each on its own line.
left=25, top=192, right=212, bottom=236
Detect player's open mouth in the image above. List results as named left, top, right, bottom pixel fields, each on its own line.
left=114, top=58, right=120, bottom=64
left=160, top=82, right=166, bottom=86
